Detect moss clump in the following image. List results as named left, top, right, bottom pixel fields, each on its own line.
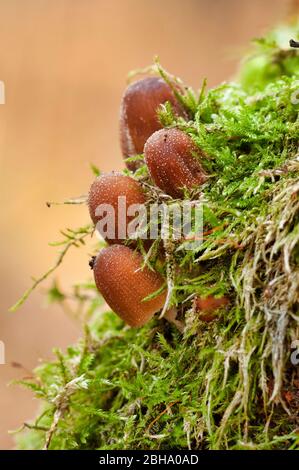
left=16, top=24, right=299, bottom=450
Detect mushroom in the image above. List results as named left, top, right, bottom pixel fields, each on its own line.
left=88, top=172, right=146, bottom=244
left=144, top=128, right=206, bottom=198
left=194, top=295, right=229, bottom=322
left=92, top=244, right=167, bottom=327
left=120, top=77, right=183, bottom=171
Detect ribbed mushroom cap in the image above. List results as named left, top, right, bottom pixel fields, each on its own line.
left=88, top=172, right=146, bottom=244
left=93, top=245, right=166, bottom=327
left=144, top=128, right=206, bottom=198
left=120, top=77, right=182, bottom=170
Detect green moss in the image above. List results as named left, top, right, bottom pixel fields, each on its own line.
left=15, top=24, right=299, bottom=450
left=238, top=25, right=299, bottom=91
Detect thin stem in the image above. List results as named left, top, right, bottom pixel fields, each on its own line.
left=10, top=225, right=93, bottom=312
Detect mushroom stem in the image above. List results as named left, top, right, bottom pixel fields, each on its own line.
left=159, top=239, right=175, bottom=319
left=164, top=308, right=184, bottom=333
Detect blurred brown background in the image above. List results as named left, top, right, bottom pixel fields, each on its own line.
left=0, top=0, right=292, bottom=449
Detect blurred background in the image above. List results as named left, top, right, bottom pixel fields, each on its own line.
left=0, top=0, right=294, bottom=449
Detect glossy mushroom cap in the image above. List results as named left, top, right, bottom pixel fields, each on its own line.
left=88, top=172, right=146, bottom=244
left=120, top=77, right=182, bottom=170
left=93, top=245, right=166, bottom=327
left=144, top=128, right=206, bottom=198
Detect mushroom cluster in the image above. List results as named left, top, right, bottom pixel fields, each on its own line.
left=88, top=76, right=227, bottom=327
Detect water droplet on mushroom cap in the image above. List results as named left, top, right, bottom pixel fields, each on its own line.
left=144, top=128, right=206, bottom=198
left=120, top=77, right=182, bottom=170
left=88, top=172, right=146, bottom=244
left=93, top=245, right=166, bottom=327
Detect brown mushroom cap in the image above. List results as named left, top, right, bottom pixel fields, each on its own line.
left=88, top=172, right=146, bottom=244
left=120, top=77, right=183, bottom=170
left=93, top=245, right=166, bottom=327
left=144, top=128, right=206, bottom=198
left=194, top=295, right=229, bottom=322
